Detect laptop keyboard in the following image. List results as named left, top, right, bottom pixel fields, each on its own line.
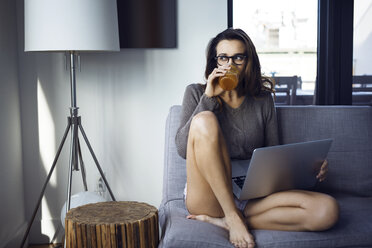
left=232, top=176, right=246, bottom=189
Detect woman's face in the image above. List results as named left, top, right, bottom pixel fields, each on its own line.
left=215, top=39, right=246, bottom=73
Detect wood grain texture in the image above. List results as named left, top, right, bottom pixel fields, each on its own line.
left=65, top=201, right=158, bottom=248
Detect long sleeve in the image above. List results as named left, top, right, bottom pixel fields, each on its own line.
left=175, top=84, right=220, bottom=159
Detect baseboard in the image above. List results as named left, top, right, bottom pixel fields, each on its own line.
left=27, top=218, right=65, bottom=244
left=2, top=218, right=65, bottom=247
left=3, top=221, right=28, bottom=248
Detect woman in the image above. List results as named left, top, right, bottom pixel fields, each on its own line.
left=175, top=28, right=339, bottom=248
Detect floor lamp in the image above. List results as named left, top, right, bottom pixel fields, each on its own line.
left=21, top=0, right=120, bottom=246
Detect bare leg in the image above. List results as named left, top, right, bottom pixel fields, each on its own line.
left=244, top=190, right=339, bottom=231
left=185, top=111, right=255, bottom=248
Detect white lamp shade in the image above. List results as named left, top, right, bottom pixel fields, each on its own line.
left=25, top=0, right=120, bottom=52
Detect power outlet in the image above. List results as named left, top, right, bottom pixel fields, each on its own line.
left=96, top=176, right=107, bottom=196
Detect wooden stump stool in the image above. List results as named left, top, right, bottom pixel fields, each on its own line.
left=65, top=201, right=159, bottom=248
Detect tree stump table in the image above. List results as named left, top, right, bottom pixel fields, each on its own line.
left=65, top=201, right=159, bottom=248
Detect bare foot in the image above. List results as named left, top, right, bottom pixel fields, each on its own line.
left=187, top=213, right=255, bottom=248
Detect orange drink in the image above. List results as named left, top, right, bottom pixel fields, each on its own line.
left=218, top=65, right=239, bottom=91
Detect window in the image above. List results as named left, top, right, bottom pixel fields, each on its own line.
left=232, top=0, right=318, bottom=105
left=352, top=0, right=372, bottom=105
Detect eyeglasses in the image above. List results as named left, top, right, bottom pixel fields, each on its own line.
left=215, top=54, right=246, bottom=66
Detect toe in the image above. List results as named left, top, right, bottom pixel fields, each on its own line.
left=247, top=241, right=255, bottom=248
left=186, top=215, right=194, bottom=219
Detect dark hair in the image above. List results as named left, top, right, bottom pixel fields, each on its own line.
left=204, top=28, right=274, bottom=97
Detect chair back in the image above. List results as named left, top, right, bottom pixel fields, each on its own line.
left=272, top=76, right=298, bottom=105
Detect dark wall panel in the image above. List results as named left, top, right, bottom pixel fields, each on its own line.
left=117, top=0, right=177, bottom=48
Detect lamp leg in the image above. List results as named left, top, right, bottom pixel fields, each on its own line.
left=78, top=123, right=116, bottom=201
left=72, top=118, right=79, bottom=171
left=77, top=138, right=88, bottom=191
left=20, top=120, right=71, bottom=248
left=66, top=118, right=79, bottom=212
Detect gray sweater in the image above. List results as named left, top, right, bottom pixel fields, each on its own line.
left=175, top=83, right=279, bottom=160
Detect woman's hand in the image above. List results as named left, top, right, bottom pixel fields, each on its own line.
left=316, top=159, right=328, bottom=182
left=205, top=65, right=230, bottom=97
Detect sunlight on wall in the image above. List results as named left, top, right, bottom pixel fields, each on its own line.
left=37, top=79, right=57, bottom=187
left=37, top=78, right=59, bottom=237
left=41, top=197, right=54, bottom=232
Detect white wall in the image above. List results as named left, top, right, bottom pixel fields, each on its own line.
left=0, top=0, right=26, bottom=247
left=17, top=0, right=228, bottom=243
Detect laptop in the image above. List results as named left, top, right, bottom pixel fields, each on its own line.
left=231, top=139, right=333, bottom=200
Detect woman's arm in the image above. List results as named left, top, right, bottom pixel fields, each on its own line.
left=175, top=84, right=220, bottom=159
left=264, top=92, right=280, bottom=147
left=176, top=66, right=229, bottom=158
